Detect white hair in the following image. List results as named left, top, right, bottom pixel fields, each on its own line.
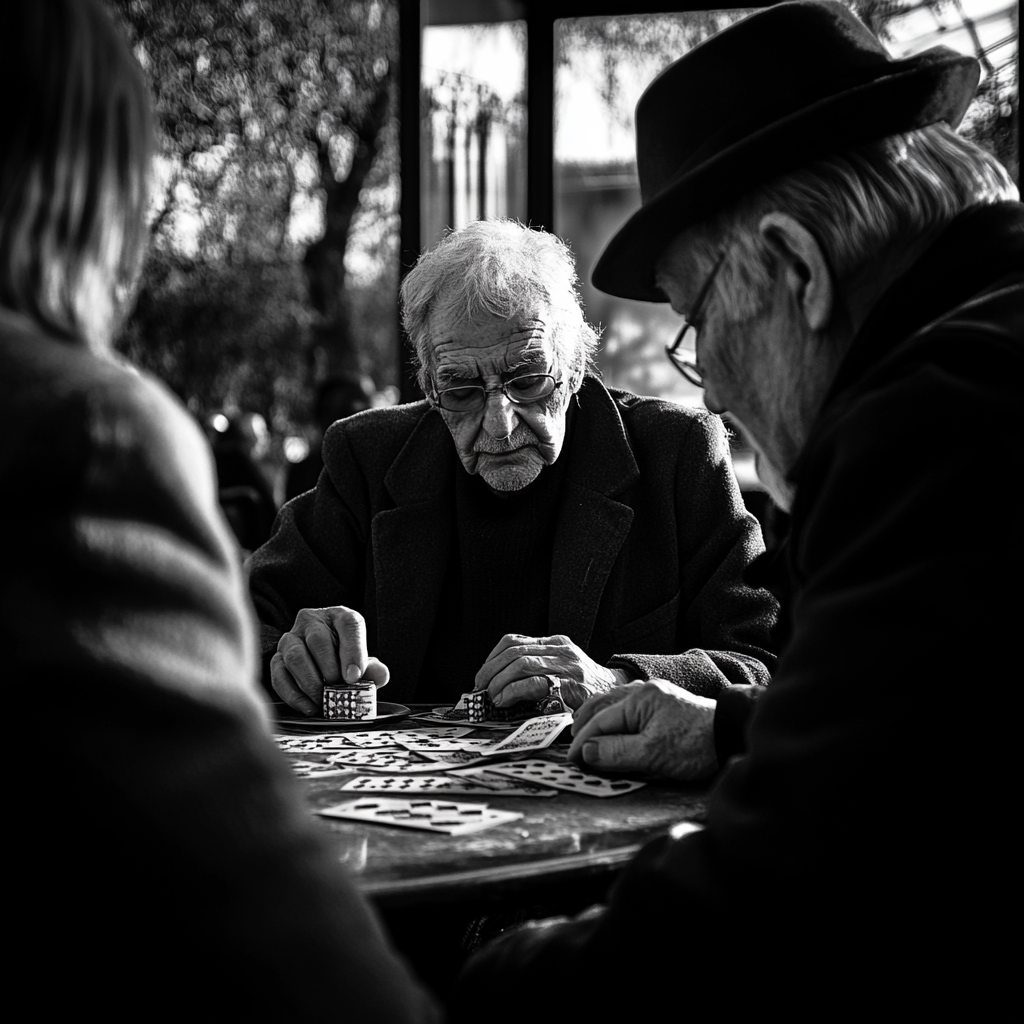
left=400, top=219, right=600, bottom=394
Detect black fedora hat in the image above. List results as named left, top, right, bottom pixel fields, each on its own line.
left=591, top=0, right=980, bottom=301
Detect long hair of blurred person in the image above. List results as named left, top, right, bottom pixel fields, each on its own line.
left=0, top=0, right=153, bottom=353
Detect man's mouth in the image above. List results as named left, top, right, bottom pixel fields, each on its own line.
left=476, top=444, right=532, bottom=457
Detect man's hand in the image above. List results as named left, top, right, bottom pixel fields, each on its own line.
left=473, top=633, right=630, bottom=710
left=271, top=606, right=390, bottom=716
left=568, top=679, right=719, bottom=781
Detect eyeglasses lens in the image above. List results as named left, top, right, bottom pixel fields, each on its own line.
left=438, top=374, right=556, bottom=412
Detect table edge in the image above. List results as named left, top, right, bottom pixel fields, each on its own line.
left=358, top=842, right=646, bottom=904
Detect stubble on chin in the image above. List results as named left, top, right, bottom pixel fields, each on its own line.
left=477, top=449, right=546, bottom=491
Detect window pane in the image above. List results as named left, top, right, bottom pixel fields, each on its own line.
left=421, top=22, right=527, bottom=250
left=554, top=10, right=755, bottom=406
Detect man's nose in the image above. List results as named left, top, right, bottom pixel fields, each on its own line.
left=482, top=390, right=518, bottom=439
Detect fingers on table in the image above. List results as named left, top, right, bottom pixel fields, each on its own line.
left=490, top=672, right=553, bottom=708
left=567, top=697, right=634, bottom=759
left=478, top=634, right=569, bottom=673
left=573, top=732, right=648, bottom=773
left=475, top=635, right=571, bottom=697
left=571, top=688, right=632, bottom=733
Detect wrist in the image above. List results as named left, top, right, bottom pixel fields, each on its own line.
left=608, top=665, right=639, bottom=687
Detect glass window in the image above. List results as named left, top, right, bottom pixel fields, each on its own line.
left=421, top=21, right=528, bottom=250
left=554, top=11, right=756, bottom=407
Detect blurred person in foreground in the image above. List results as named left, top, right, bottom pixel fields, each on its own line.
left=0, top=1, right=435, bottom=1018
left=452, top=2, right=1022, bottom=1017
left=249, top=218, right=777, bottom=732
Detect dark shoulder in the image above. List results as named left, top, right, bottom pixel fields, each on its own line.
left=322, top=400, right=436, bottom=468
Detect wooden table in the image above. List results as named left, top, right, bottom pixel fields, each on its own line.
left=278, top=707, right=711, bottom=910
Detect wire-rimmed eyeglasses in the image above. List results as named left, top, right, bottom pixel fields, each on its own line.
left=432, top=373, right=562, bottom=414
left=665, top=249, right=729, bottom=388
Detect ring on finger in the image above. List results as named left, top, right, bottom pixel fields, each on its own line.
left=536, top=675, right=567, bottom=715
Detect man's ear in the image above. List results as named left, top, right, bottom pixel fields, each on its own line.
left=758, top=212, right=834, bottom=332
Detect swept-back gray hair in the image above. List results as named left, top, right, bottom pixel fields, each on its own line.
left=685, top=122, right=1018, bottom=326
left=401, top=219, right=600, bottom=395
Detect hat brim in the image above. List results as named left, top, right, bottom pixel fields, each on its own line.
left=591, top=53, right=980, bottom=302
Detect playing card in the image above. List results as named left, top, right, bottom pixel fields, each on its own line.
left=317, top=797, right=523, bottom=835
left=403, top=715, right=574, bottom=770
left=338, top=773, right=557, bottom=797
left=409, top=708, right=511, bottom=730
left=485, top=713, right=573, bottom=754
left=482, top=760, right=647, bottom=797
left=277, top=726, right=475, bottom=753
left=327, top=748, right=444, bottom=772
left=392, top=735, right=498, bottom=754
left=290, top=760, right=349, bottom=779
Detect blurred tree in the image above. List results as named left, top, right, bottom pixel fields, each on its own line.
left=105, top=0, right=400, bottom=435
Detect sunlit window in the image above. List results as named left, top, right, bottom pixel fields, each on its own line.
left=421, top=22, right=528, bottom=249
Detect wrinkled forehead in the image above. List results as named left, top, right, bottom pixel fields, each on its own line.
left=428, top=309, right=555, bottom=379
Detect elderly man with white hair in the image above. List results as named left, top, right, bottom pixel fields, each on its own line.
left=249, top=219, right=776, bottom=727
left=450, top=1, right=1021, bottom=1019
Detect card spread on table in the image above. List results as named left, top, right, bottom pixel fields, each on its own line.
left=290, top=760, right=350, bottom=779
left=483, top=760, right=647, bottom=797
left=326, top=748, right=446, bottom=772
left=318, top=797, right=523, bottom=835
left=410, top=708, right=511, bottom=730
left=339, top=773, right=557, bottom=797
left=392, top=735, right=499, bottom=754
left=277, top=726, right=474, bottom=753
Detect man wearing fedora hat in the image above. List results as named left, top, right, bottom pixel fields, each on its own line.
left=451, top=2, right=1021, bottom=1017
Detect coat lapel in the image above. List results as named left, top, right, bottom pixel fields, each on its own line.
left=549, top=381, right=639, bottom=649
left=371, top=411, right=455, bottom=696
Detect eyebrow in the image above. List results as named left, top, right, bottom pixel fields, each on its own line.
left=434, top=371, right=480, bottom=387
left=504, top=357, right=547, bottom=374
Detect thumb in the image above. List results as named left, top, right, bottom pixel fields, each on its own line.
left=579, top=733, right=647, bottom=773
